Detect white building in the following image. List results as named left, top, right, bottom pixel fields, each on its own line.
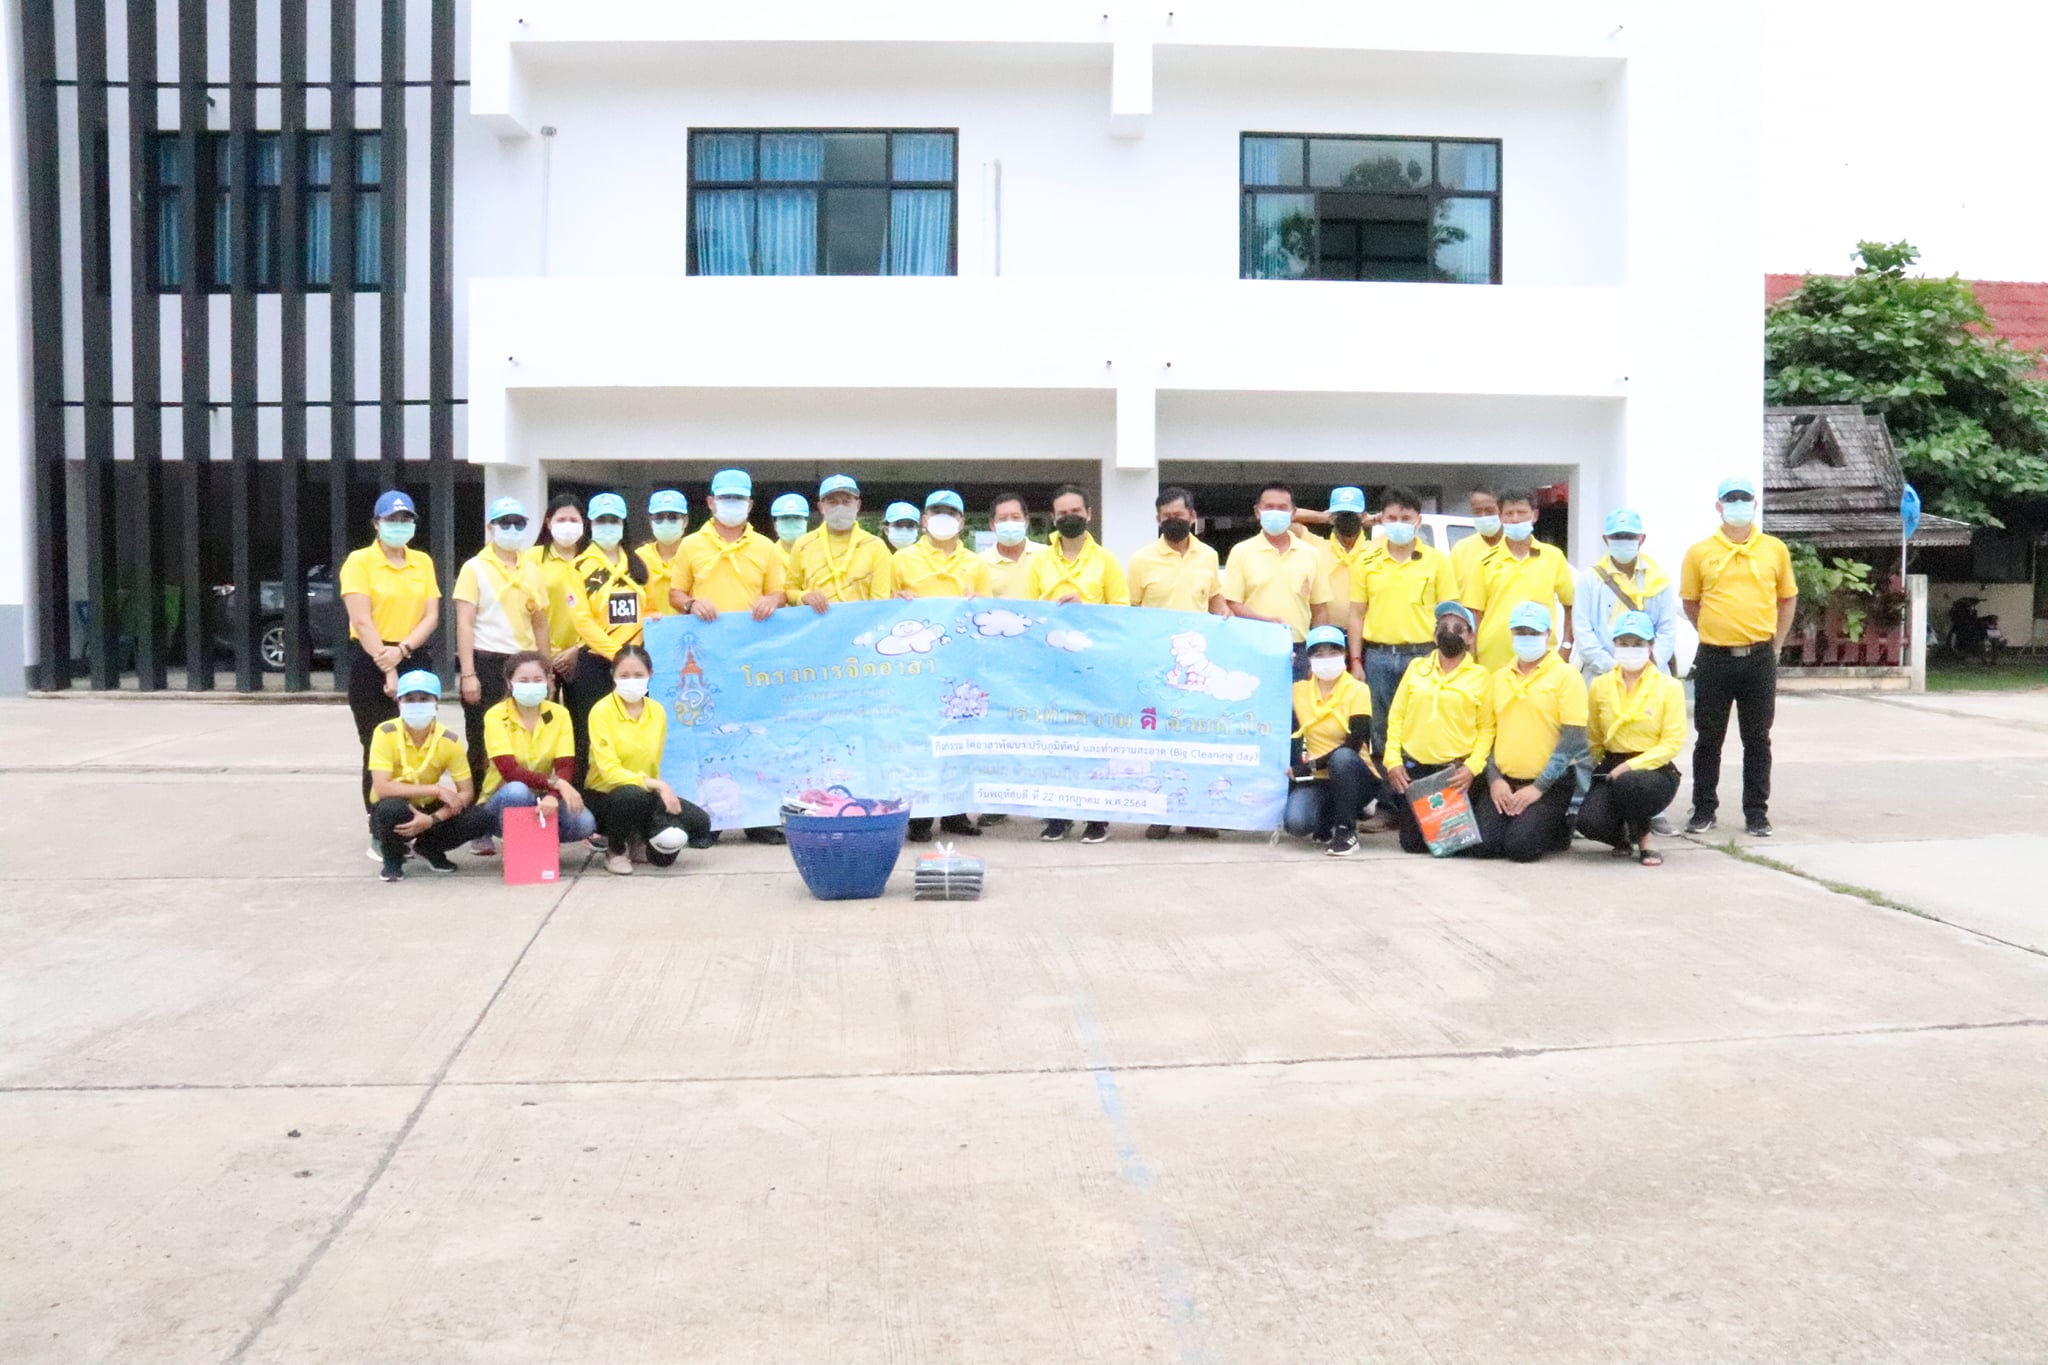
left=0, top=0, right=1761, bottom=692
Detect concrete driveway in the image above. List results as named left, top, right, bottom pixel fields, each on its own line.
left=2, top=690, right=2044, bottom=1363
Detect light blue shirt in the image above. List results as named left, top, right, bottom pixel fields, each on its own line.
left=1573, top=559, right=1679, bottom=674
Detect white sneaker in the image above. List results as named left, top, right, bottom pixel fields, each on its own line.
left=470, top=837, right=497, bottom=857
left=604, top=852, right=634, bottom=876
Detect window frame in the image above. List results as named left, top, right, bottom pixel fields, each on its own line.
left=1238, top=132, right=1503, bottom=285
left=685, top=126, right=961, bottom=278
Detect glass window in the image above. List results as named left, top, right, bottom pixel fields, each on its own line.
left=1437, top=141, right=1498, bottom=192
left=1241, top=136, right=1302, bottom=187
left=151, top=128, right=383, bottom=294
left=822, top=134, right=887, bottom=182
left=1309, top=138, right=1430, bottom=191
left=1242, top=192, right=1316, bottom=281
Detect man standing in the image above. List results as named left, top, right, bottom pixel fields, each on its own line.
left=1311, top=486, right=1379, bottom=622
left=981, top=491, right=1045, bottom=600
left=787, top=475, right=893, bottom=610
left=1574, top=508, right=1679, bottom=676
left=1223, top=482, right=1332, bottom=681
left=1459, top=487, right=1575, bottom=671
left=635, top=489, right=691, bottom=622
left=1382, top=602, right=1500, bottom=857
left=1681, top=476, right=1797, bottom=837
left=1126, top=486, right=1225, bottom=841
left=667, top=468, right=790, bottom=845
left=1026, top=484, right=1129, bottom=844
left=1348, top=484, right=1460, bottom=753
left=1482, top=602, right=1589, bottom=863
left=895, top=490, right=991, bottom=600
left=1450, top=484, right=1505, bottom=599
left=453, top=497, right=550, bottom=810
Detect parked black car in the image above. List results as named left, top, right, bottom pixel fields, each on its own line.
left=212, top=565, right=349, bottom=671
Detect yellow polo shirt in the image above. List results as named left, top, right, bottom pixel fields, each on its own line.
left=1450, top=532, right=1503, bottom=600
left=786, top=527, right=895, bottom=604
left=1384, top=652, right=1493, bottom=775
left=670, top=525, right=788, bottom=614
left=1126, top=537, right=1222, bottom=613
left=1587, top=667, right=1687, bottom=770
left=527, top=544, right=594, bottom=653
left=585, top=690, right=669, bottom=793
left=981, top=541, right=1046, bottom=600
left=1352, top=543, right=1460, bottom=646
left=1488, top=652, right=1590, bottom=782
left=1292, top=671, right=1372, bottom=768
left=572, top=547, right=651, bottom=660
left=480, top=697, right=574, bottom=798
left=1314, top=532, right=1379, bottom=607
left=1460, top=540, right=1576, bottom=670
left=452, top=550, right=547, bottom=655
left=364, top=718, right=468, bottom=809
left=1027, top=536, right=1129, bottom=605
left=338, top=544, right=440, bottom=644
left=892, top=539, right=990, bottom=599
left=1222, top=534, right=1331, bottom=643
left=635, top=542, right=685, bottom=622
left=1681, top=530, right=1796, bottom=646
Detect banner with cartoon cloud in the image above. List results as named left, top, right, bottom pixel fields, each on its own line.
left=643, top=600, right=1294, bottom=830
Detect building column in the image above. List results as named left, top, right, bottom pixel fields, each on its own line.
left=485, top=462, right=546, bottom=524
left=1099, top=379, right=1158, bottom=558
left=0, top=0, right=31, bottom=693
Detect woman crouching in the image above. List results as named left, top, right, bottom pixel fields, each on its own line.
left=583, top=645, right=712, bottom=874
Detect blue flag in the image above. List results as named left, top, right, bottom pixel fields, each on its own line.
left=1901, top=483, right=1922, bottom=541
left=644, top=601, right=1295, bottom=830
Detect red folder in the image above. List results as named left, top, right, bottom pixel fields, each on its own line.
left=500, top=804, right=561, bottom=885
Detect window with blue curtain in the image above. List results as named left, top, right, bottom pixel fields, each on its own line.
left=689, top=129, right=957, bottom=277
left=151, top=129, right=384, bottom=293
left=1239, top=133, right=1500, bottom=284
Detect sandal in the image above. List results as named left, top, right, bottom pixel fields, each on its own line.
left=1637, top=845, right=1663, bottom=867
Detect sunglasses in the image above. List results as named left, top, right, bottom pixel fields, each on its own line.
left=492, top=517, right=529, bottom=530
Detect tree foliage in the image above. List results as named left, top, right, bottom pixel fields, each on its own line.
left=1764, top=241, right=2048, bottom=527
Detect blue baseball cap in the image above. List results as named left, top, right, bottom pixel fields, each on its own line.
left=1304, top=625, right=1348, bottom=651
left=771, top=493, right=809, bottom=518
left=1509, top=601, right=1552, bottom=633
left=1716, top=475, right=1758, bottom=500
left=1613, top=610, right=1656, bottom=643
left=373, top=490, right=415, bottom=519
left=710, top=469, right=752, bottom=498
left=647, top=489, right=688, bottom=516
left=924, top=489, right=965, bottom=513
left=1435, top=601, right=1476, bottom=630
left=1328, top=486, right=1367, bottom=515
left=394, top=668, right=441, bottom=699
left=486, top=496, right=528, bottom=524
left=1603, top=508, right=1645, bottom=536
left=819, top=474, right=860, bottom=498
left=587, top=492, right=628, bottom=520
left=884, top=502, right=920, bottom=524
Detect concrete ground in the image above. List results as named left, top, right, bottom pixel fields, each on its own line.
left=1, top=689, right=2044, bottom=1363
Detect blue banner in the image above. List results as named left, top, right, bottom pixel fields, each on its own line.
left=644, top=601, right=1294, bottom=830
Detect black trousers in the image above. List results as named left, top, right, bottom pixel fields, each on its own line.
left=369, top=796, right=494, bottom=862
left=585, top=785, right=710, bottom=865
left=1577, top=756, right=1683, bottom=849
left=1391, top=759, right=1503, bottom=857
left=350, top=648, right=434, bottom=807
left=1691, top=643, right=1777, bottom=820
left=564, top=650, right=616, bottom=787
left=1481, top=776, right=1576, bottom=863
left=461, top=649, right=513, bottom=798
left=1283, top=747, right=1380, bottom=838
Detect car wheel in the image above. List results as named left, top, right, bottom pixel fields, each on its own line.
left=259, top=619, right=288, bottom=672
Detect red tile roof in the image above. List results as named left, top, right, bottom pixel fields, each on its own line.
left=1767, top=273, right=2048, bottom=373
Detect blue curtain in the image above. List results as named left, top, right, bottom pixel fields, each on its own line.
left=354, top=193, right=381, bottom=287
left=305, top=136, right=332, bottom=286
left=157, top=195, right=182, bottom=288
left=757, top=189, right=817, bottom=274
left=1433, top=197, right=1492, bottom=284
left=694, top=132, right=752, bottom=180
left=892, top=133, right=953, bottom=181
left=759, top=134, right=822, bottom=181
left=888, top=190, right=950, bottom=275
left=694, top=189, right=754, bottom=275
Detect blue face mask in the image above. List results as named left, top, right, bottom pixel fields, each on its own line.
left=1473, top=514, right=1502, bottom=538
left=590, top=522, right=624, bottom=550
left=1511, top=634, right=1549, bottom=663
left=511, top=681, right=549, bottom=709
left=1259, top=508, right=1294, bottom=537
left=378, top=519, right=415, bottom=547
left=1502, top=520, right=1535, bottom=543
left=1382, top=521, right=1417, bottom=546
left=1605, top=537, right=1640, bottom=564
left=775, top=518, right=808, bottom=542
left=397, top=700, right=437, bottom=729
left=1721, top=500, right=1756, bottom=528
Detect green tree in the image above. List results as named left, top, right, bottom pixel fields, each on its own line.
left=1764, top=240, right=2048, bottom=527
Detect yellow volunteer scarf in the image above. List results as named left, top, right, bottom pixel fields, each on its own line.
left=917, top=540, right=977, bottom=593
left=584, top=547, right=636, bottom=596
left=1595, top=553, right=1669, bottom=617
left=812, top=529, right=867, bottom=596
left=1605, top=666, right=1661, bottom=734
left=1291, top=674, right=1355, bottom=739
left=1043, top=535, right=1106, bottom=598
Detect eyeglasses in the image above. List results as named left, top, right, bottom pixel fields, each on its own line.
left=492, top=517, right=529, bottom=530
left=1720, top=492, right=1755, bottom=503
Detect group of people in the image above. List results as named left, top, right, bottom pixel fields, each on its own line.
left=339, top=470, right=1796, bottom=880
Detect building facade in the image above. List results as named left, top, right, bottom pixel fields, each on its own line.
left=1, top=0, right=1761, bottom=693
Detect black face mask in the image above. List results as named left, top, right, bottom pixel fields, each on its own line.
left=1435, top=627, right=1468, bottom=657
left=1054, top=514, right=1089, bottom=539
left=1331, top=512, right=1363, bottom=537
left=1159, top=517, right=1193, bottom=543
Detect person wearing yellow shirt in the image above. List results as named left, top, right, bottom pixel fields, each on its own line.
left=1127, top=486, right=1226, bottom=841
left=479, top=650, right=598, bottom=847
left=770, top=492, right=811, bottom=568
left=1577, top=612, right=1687, bottom=866
left=1482, top=602, right=1589, bottom=863
left=1449, top=484, right=1506, bottom=603
left=366, top=669, right=478, bottom=883
left=1311, top=485, right=1380, bottom=619
left=1382, top=602, right=1501, bottom=857
left=561, top=492, right=653, bottom=786
left=1027, top=484, right=1130, bottom=844
left=667, top=468, right=790, bottom=845
left=1680, top=476, right=1798, bottom=838
left=788, top=474, right=894, bottom=610
left=1223, top=481, right=1332, bottom=681
left=1348, top=485, right=1460, bottom=757
left=634, top=489, right=691, bottom=620
left=981, top=491, right=1046, bottom=599
left=1284, top=626, right=1382, bottom=857
left=1459, top=487, right=1576, bottom=670
left=582, top=644, right=712, bottom=875
left=531, top=493, right=593, bottom=695
left=894, top=489, right=992, bottom=603
left=882, top=502, right=923, bottom=552
left=454, top=496, right=551, bottom=839
left=338, top=489, right=442, bottom=816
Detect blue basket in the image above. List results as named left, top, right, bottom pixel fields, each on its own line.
left=783, top=808, right=910, bottom=901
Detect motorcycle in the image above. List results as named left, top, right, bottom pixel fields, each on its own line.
left=1946, top=597, right=2007, bottom=663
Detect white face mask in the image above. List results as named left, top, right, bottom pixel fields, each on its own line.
left=650, top=516, right=685, bottom=545
left=1604, top=537, right=1640, bottom=564
left=492, top=525, right=525, bottom=551
left=775, top=518, right=807, bottom=542
left=614, top=676, right=649, bottom=703
left=1308, top=654, right=1346, bottom=681
left=590, top=522, right=624, bottom=550
left=926, top=514, right=962, bottom=542
left=993, top=519, right=1028, bottom=547
left=398, top=700, right=438, bottom=729
left=549, top=518, right=583, bottom=547
left=1721, top=500, right=1757, bottom=527
left=823, top=505, right=859, bottom=533
left=1511, top=634, right=1549, bottom=663
left=1613, top=645, right=1652, bottom=672
left=713, top=498, right=751, bottom=528
left=887, top=525, right=919, bottom=549
left=510, top=680, right=549, bottom=709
